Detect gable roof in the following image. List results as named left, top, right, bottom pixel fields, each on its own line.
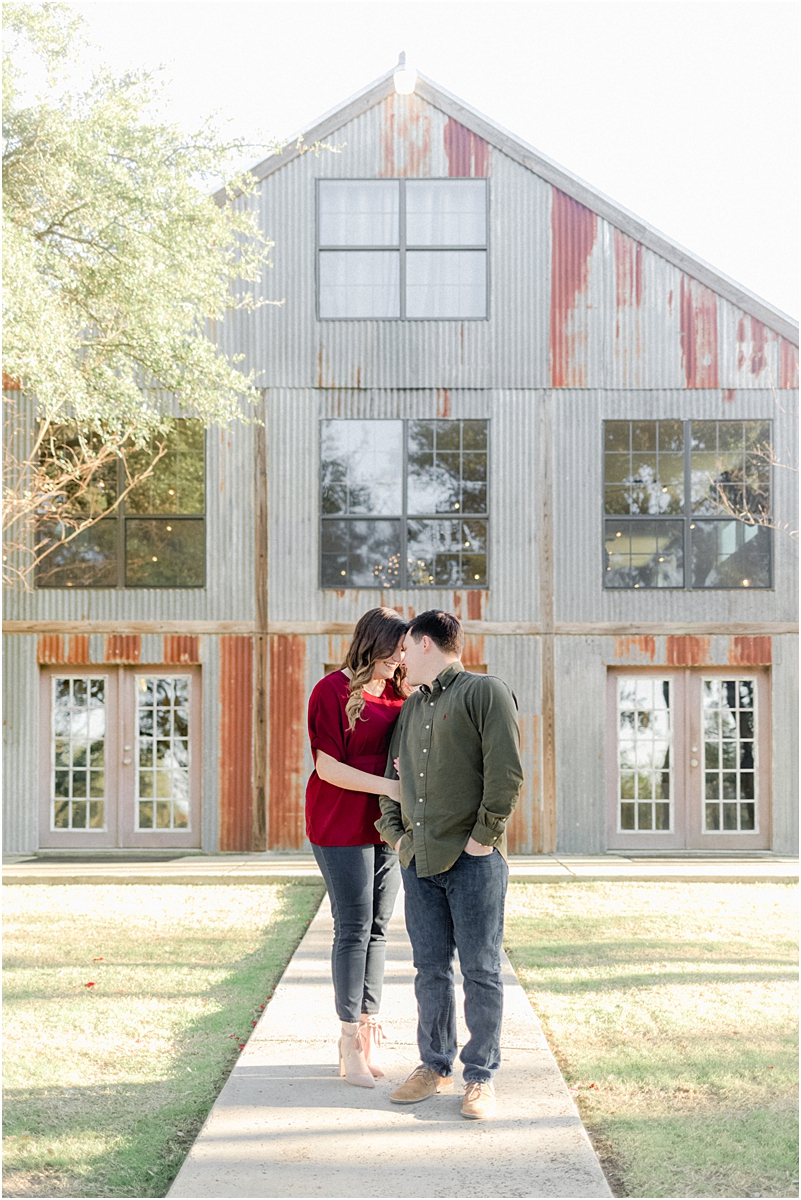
left=222, top=66, right=798, bottom=346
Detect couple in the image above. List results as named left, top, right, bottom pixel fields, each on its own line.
left=306, top=607, right=524, bottom=1120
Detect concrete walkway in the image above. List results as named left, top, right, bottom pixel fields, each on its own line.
left=168, top=890, right=611, bottom=1199
left=4, top=852, right=798, bottom=885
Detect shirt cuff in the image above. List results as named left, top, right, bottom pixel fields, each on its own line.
left=470, top=820, right=503, bottom=847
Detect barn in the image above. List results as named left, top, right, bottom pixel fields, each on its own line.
left=3, top=63, right=798, bottom=856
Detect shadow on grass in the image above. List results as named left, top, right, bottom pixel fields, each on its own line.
left=3, top=883, right=325, bottom=1200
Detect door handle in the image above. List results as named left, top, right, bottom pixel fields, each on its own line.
left=690, top=758, right=698, bottom=768
left=122, top=758, right=132, bottom=766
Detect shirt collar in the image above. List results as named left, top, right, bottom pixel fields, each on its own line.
left=420, top=661, right=465, bottom=696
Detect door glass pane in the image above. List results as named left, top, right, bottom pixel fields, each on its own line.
left=405, top=251, right=487, bottom=318
left=617, top=677, right=672, bottom=832
left=136, top=676, right=191, bottom=831
left=319, top=251, right=400, bottom=318
left=405, top=180, right=486, bottom=246
left=318, top=181, right=399, bottom=246
left=52, top=677, right=106, bottom=829
left=702, top=677, right=758, bottom=833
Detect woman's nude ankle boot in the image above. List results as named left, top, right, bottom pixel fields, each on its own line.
left=338, top=1021, right=375, bottom=1088
left=359, top=1013, right=386, bottom=1078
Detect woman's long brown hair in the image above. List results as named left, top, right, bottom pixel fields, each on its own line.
left=343, top=607, right=409, bottom=730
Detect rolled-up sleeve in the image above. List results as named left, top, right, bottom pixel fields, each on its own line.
left=469, top=678, right=523, bottom=846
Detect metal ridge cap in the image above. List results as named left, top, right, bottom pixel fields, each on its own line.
left=414, top=74, right=799, bottom=346
left=213, top=68, right=396, bottom=205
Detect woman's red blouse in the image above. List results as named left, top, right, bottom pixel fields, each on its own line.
left=306, top=670, right=404, bottom=846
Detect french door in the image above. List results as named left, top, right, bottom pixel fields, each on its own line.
left=607, top=668, right=770, bottom=851
left=39, top=666, right=202, bottom=849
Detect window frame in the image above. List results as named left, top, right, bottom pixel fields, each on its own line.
left=315, top=178, right=490, bottom=322
left=601, top=418, right=773, bottom=592
left=319, top=417, right=490, bottom=590
left=35, top=424, right=207, bottom=590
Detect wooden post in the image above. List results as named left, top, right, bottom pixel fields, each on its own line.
left=539, top=392, right=557, bottom=853
left=252, top=395, right=268, bottom=852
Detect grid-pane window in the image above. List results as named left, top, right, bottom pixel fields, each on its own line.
left=702, top=679, right=757, bottom=833
left=320, top=419, right=488, bottom=588
left=136, top=676, right=191, bottom=830
left=36, top=420, right=205, bottom=589
left=603, top=419, right=772, bottom=589
left=52, top=676, right=106, bottom=831
left=318, top=180, right=487, bottom=320
left=617, top=677, right=672, bottom=833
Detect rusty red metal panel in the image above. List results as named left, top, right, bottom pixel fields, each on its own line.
left=36, top=635, right=65, bottom=664
left=729, top=636, right=772, bottom=665
left=462, top=634, right=485, bottom=667
left=779, top=338, right=799, bottom=389
left=614, top=228, right=643, bottom=312
left=2, top=373, right=21, bottom=390
left=723, top=389, right=736, bottom=403
left=443, top=119, right=490, bottom=177
left=666, top=635, right=711, bottom=666
left=219, top=635, right=254, bottom=852
left=679, top=276, right=719, bottom=388
left=104, top=635, right=141, bottom=663
left=506, top=714, right=540, bottom=854
left=268, top=635, right=307, bottom=850
left=436, top=388, right=451, bottom=417
left=614, top=635, right=657, bottom=663
left=550, top=190, right=598, bottom=387
left=66, top=635, right=90, bottom=664
left=164, top=635, right=200, bottom=664
left=380, top=93, right=432, bottom=177
left=466, top=591, right=485, bottom=621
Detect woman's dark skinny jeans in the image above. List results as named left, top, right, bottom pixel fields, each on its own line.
left=312, top=843, right=401, bottom=1023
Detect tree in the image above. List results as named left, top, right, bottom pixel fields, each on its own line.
left=3, top=2, right=276, bottom=587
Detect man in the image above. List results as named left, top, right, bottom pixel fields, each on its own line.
left=376, top=610, right=524, bottom=1120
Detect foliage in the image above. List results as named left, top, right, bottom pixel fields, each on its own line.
left=3, top=2, right=288, bottom=586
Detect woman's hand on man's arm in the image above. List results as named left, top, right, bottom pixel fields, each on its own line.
left=315, top=749, right=400, bottom=802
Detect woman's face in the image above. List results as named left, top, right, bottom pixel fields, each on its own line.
left=372, top=635, right=406, bottom=681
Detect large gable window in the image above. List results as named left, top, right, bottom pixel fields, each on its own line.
left=320, top=418, right=488, bottom=587
left=317, top=180, right=488, bottom=320
left=603, top=419, right=771, bottom=590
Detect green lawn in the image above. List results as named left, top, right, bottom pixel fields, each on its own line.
left=504, top=881, right=798, bottom=1198
left=3, top=881, right=324, bottom=1198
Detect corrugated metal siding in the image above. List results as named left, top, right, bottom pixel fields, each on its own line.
left=2, top=636, right=39, bottom=853
left=201, top=636, right=220, bottom=851
left=268, top=635, right=307, bottom=848
left=4, top=419, right=255, bottom=623
left=218, top=636, right=254, bottom=851
left=771, top=636, right=799, bottom=853
left=554, top=636, right=608, bottom=853
left=553, top=389, right=798, bottom=626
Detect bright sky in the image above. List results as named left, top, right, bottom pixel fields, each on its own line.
left=70, top=0, right=798, bottom=319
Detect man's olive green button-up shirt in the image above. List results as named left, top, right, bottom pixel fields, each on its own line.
left=376, top=662, right=524, bottom=878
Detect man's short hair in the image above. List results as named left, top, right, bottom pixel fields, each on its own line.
left=407, top=610, right=464, bottom=656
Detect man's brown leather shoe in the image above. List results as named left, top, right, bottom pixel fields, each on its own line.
left=390, top=1065, right=454, bottom=1104
left=461, top=1080, right=496, bottom=1119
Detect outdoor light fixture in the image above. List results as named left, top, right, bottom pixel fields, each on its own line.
left=394, top=51, right=417, bottom=95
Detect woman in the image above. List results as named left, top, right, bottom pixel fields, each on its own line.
left=306, top=607, right=409, bottom=1089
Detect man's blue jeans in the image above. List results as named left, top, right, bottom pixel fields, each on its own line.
left=401, top=848, right=508, bottom=1084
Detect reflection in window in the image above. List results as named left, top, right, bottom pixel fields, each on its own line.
left=604, top=521, right=683, bottom=588
left=136, top=676, right=191, bottom=831
left=690, top=521, right=771, bottom=589
left=318, top=179, right=487, bottom=320
left=52, top=676, right=106, bottom=831
left=617, top=677, right=672, bottom=833
left=320, top=419, right=488, bottom=588
left=36, top=419, right=205, bottom=589
left=703, top=678, right=756, bottom=833
left=603, top=419, right=772, bottom=590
